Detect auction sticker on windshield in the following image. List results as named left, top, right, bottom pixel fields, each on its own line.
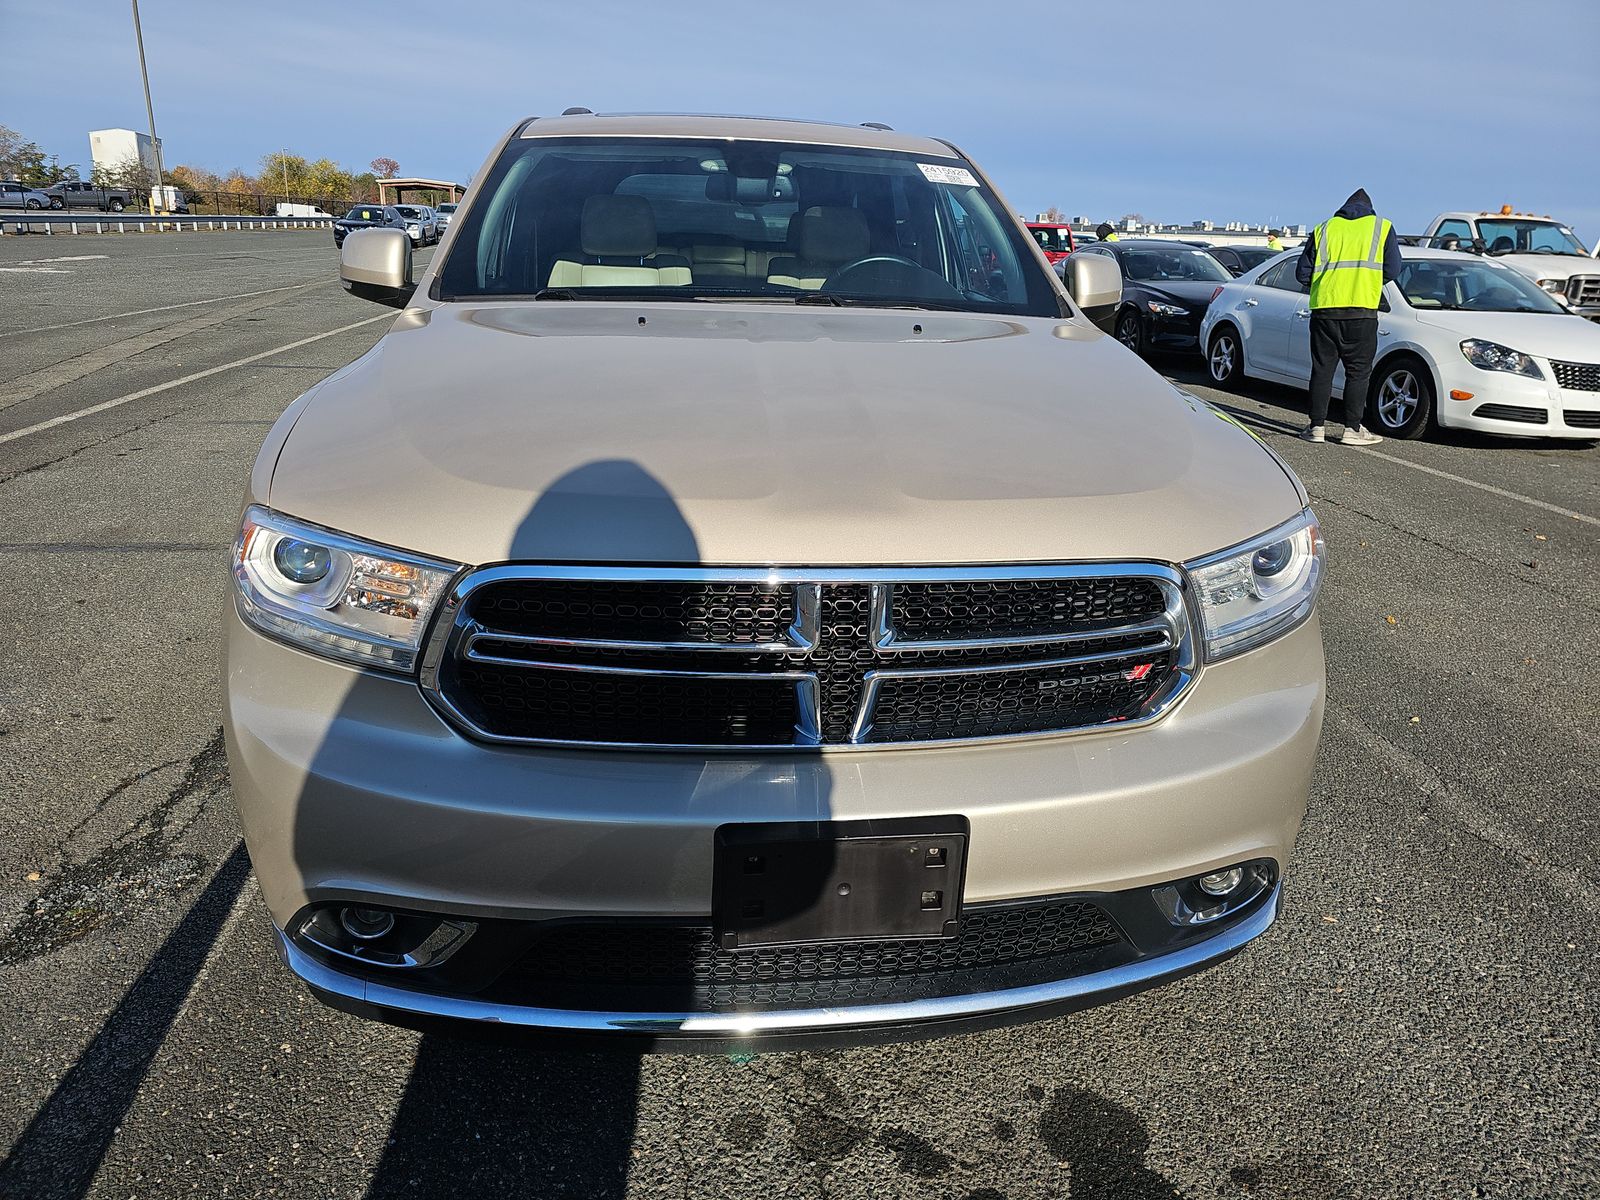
left=918, top=163, right=980, bottom=186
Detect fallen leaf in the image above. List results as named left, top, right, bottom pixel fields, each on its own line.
left=1385, top=615, right=1398, bottom=625
left=1534, top=534, right=1547, bottom=541
left=1322, top=915, right=1338, bottom=923
left=1409, top=716, right=1421, bottom=724
left=24, top=870, right=41, bottom=882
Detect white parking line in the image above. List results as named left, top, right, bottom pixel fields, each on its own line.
left=0, top=266, right=71, bottom=274
left=1345, top=445, right=1600, bottom=527
left=1221, top=404, right=1599, bottom=528
left=11, top=254, right=111, bottom=265
left=0, top=281, right=325, bottom=339
left=0, top=313, right=392, bottom=446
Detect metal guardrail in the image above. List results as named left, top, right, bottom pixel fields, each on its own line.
left=1, top=214, right=336, bottom=236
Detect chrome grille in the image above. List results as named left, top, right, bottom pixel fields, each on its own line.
left=1565, top=275, right=1600, bottom=309
left=1551, top=360, right=1600, bottom=392
left=420, top=566, right=1195, bottom=750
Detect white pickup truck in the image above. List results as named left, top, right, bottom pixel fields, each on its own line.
left=1423, top=209, right=1599, bottom=321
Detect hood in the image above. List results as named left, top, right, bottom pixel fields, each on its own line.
left=1415, top=307, right=1600, bottom=360
left=1335, top=189, right=1375, bottom=221
left=266, top=303, right=1303, bottom=567
left=1489, top=253, right=1599, bottom=284
left=1139, top=280, right=1224, bottom=311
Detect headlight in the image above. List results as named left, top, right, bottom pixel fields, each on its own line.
left=407, top=224, right=420, bottom=234
left=1460, top=339, right=1543, bottom=378
left=232, top=506, right=460, bottom=671
left=1147, top=301, right=1189, bottom=316
left=1185, top=510, right=1323, bottom=660
left=1536, top=279, right=1565, bottom=294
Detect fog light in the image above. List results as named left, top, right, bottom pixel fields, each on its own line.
left=340, top=906, right=395, bottom=940
left=1198, top=867, right=1245, bottom=896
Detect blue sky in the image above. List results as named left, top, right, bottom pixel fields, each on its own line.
left=4, top=0, right=1598, bottom=241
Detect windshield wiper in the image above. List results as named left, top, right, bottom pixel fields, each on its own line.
left=793, top=292, right=846, bottom=307
left=795, top=293, right=977, bottom=313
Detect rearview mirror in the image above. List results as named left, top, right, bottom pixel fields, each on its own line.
left=340, top=228, right=415, bottom=308
left=1064, top=253, right=1122, bottom=333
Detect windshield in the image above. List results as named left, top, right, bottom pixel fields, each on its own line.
left=435, top=136, right=1062, bottom=316
left=1231, top=247, right=1277, bottom=271
left=1120, top=247, right=1232, bottom=283
left=393, top=206, right=423, bottom=218
left=437, top=204, right=456, bottom=214
left=344, top=206, right=388, bottom=222
left=1028, top=226, right=1068, bottom=253
left=1476, top=219, right=1588, bottom=256
left=1396, top=258, right=1566, bottom=314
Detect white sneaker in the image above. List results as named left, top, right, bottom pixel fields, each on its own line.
left=1299, top=424, right=1325, bottom=443
left=1339, top=427, right=1382, bottom=446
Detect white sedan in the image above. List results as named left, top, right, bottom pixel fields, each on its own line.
left=1199, top=246, right=1600, bottom=440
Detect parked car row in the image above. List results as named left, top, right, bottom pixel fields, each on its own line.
left=332, top=202, right=447, bottom=248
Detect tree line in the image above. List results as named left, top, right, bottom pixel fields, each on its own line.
left=0, top=124, right=427, bottom=212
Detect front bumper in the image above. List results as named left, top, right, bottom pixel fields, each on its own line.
left=1432, top=355, right=1600, bottom=438
left=225, top=604, right=1323, bottom=1042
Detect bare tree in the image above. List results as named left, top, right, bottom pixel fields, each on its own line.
left=370, top=157, right=400, bottom=179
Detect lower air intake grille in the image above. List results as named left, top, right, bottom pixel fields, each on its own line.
left=1563, top=410, right=1600, bottom=429
left=1473, top=403, right=1547, bottom=425
left=492, top=896, right=1126, bottom=1012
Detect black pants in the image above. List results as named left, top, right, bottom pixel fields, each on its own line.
left=1308, top=314, right=1377, bottom=429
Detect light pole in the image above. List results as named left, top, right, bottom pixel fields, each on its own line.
left=131, top=0, right=167, bottom=214
left=281, top=148, right=290, bottom=208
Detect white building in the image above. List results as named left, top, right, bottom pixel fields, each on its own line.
left=89, top=128, right=162, bottom=177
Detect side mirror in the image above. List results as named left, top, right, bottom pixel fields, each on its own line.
left=1064, top=253, right=1122, bottom=333
left=340, top=228, right=415, bottom=308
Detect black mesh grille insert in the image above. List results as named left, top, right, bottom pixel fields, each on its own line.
left=449, top=662, right=799, bottom=745
left=469, top=579, right=794, bottom=644
left=1564, top=409, right=1600, bottom=429
left=493, top=896, right=1125, bottom=1011
left=436, top=572, right=1183, bottom=747
left=892, top=577, right=1166, bottom=641
left=1473, top=403, right=1547, bottom=425
left=867, top=653, right=1170, bottom=743
left=1553, top=361, right=1600, bottom=392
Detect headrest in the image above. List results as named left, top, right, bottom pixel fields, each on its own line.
left=796, top=206, right=869, bottom=264
left=581, top=194, right=657, bottom=257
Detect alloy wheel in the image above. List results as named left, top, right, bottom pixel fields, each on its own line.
left=1377, top=369, right=1419, bottom=428
left=1209, top=334, right=1236, bottom=382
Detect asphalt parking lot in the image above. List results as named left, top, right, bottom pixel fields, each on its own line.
left=1, top=231, right=1597, bottom=1200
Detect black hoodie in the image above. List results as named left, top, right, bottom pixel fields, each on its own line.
left=1295, top=188, right=1403, bottom=317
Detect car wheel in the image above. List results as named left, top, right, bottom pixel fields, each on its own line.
left=110, top=199, right=125, bottom=212
left=1367, top=356, right=1434, bottom=440
left=1115, top=310, right=1143, bottom=355
left=1206, top=326, right=1245, bottom=389
left=24, top=198, right=42, bottom=210
left=49, top=197, right=64, bottom=210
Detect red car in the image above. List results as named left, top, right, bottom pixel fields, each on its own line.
left=1025, top=222, right=1076, bottom=263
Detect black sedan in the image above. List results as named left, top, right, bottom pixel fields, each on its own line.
left=1209, top=245, right=1282, bottom=277
left=1058, top=239, right=1233, bottom=357
left=333, top=204, right=408, bottom=248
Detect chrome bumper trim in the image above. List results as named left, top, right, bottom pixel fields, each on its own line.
left=275, top=887, right=1278, bottom=1037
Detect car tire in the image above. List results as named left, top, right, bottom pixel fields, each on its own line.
left=109, top=199, right=125, bottom=213
left=1115, top=309, right=1144, bottom=356
left=1367, top=355, right=1434, bottom=440
left=24, top=198, right=42, bottom=210
left=1206, top=325, right=1245, bottom=390
left=49, top=197, right=64, bottom=210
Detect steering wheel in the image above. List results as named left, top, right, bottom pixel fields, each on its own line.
left=823, top=255, right=930, bottom=291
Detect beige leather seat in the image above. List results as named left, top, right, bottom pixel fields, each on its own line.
left=547, top=195, right=692, bottom=288
left=766, top=207, right=870, bottom=290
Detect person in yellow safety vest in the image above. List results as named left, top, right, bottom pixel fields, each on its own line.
left=1095, top=222, right=1120, bottom=242
left=1266, top=230, right=1285, bottom=252
left=1293, top=189, right=1401, bottom=445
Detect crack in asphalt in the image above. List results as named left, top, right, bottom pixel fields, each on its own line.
left=0, top=728, right=230, bottom=966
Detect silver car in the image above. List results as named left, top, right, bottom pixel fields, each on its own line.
left=0, top=180, right=53, bottom=210
left=390, top=204, right=437, bottom=245
left=433, top=201, right=456, bottom=231
left=225, top=112, right=1325, bottom=1048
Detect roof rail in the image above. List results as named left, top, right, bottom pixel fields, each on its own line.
left=562, top=106, right=593, bottom=116
left=860, top=121, right=893, bottom=131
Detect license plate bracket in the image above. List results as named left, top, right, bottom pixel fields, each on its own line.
left=713, top=817, right=969, bottom=950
